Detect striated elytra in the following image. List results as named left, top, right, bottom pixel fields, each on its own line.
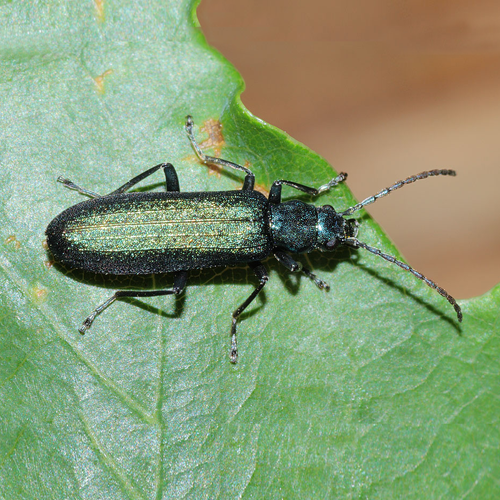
left=45, top=116, right=462, bottom=363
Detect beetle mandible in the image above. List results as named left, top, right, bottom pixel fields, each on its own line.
left=45, top=116, right=462, bottom=363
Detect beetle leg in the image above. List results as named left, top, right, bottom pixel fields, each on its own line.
left=274, top=250, right=329, bottom=290
left=78, top=271, right=188, bottom=334
left=58, top=163, right=180, bottom=199
left=57, top=176, right=101, bottom=198
left=185, top=115, right=255, bottom=191
left=269, top=173, right=347, bottom=204
left=108, top=162, right=180, bottom=195
left=229, top=263, right=269, bottom=364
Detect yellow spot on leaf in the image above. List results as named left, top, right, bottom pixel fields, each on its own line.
left=94, top=0, right=105, bottom=22
left=200, top=119, right=224, bottom=152
left=5, top=235, right=21, bottom=250
left=200, top=119, right=225, bottom=177
left=94, top=69, right=113, bottom=94
left=253, top=182, right=269, bottom=197
left=32, top=285, right=48, bottom=305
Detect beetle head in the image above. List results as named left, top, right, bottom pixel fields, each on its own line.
left=316, top=205, right=358, bottom=252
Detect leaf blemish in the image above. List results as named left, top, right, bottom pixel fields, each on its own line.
left=32, top=285, right=48, bottom=305
left=94, top=69, right=113, bottom=94
left=253, top=182, right=269, bottom=197
left=94, top=0, right=105, bottom=22
left=200, top=119, right=225, bottom=177
left=5, top=235, right=21, bottom=250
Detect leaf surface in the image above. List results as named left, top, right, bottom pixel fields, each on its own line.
left=0, top=1, right=498, bottom=499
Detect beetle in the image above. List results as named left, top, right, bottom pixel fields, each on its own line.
left=45, top=115, right=462, bottom=363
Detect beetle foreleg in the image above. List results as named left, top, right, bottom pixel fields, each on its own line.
left=230, top=263, right=269, bottom=364
left=78, top=271, right=188, bottom=334
left=274, top=250, right=329, bottom=290
left=269, top=173, right=347, bottom=204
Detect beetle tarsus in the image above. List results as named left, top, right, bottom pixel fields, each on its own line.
left=57, top=176, right=100, bottom=198
left=300, top=266, right=330, bottom=290
left=230, top=329, right=238, bottom=364
left=78, top=295, right=118, bottom=334
left=314, top=277, right=330, bottom=290
left=79, top=316, right=95, bottom=335
left=317, top=172, right=348, bottom=194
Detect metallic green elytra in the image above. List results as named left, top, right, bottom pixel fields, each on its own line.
left=46, top=191, right=271, bottom=275
left=45, top=116, right=462, bottom=363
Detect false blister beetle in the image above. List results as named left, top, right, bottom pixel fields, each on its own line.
left=45, top=116, right=462, bottom=363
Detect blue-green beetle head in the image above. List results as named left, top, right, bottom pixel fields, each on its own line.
left=316, top=205, right=359, bottom=252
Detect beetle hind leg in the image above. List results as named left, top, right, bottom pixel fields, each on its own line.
left=57, top=176, right=101, bottom=198
left=78, top=271, right=188, bottom=334
left=108, top=162, right=180, bottom=195
left=57, top=162, right=180, bottom=200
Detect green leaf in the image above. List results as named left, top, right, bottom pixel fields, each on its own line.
left=0, top=1, right=498, bottom=499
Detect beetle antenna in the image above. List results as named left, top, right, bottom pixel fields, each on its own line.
left=345, top=237, right=462, bottom=322
left=341, top=170, right=456, bottom=216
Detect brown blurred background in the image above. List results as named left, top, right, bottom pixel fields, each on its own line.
left=197, top=0, right=500, bottom=299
